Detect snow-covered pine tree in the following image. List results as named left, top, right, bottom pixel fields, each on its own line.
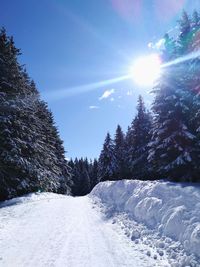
left=98, top=132, right=116, bottom=181
left=149, top=68, right=198, bottom=181
left=148, top=15, right=198, bottom=181
left=127, top=96, right=152, bottom=180
left=191, top=57, right=200, bottom=181
left=82, top=158, right=91, bottom=194
left=124, top=126, right=134, bottom=178
left=162, top=33, right=176, bottom=61
left=186, top=11, right=200, bottom=181
left=0, top=28, right=71, bottom=200
left=177, top=10, right=191, bottom=55
left=90, top=158, right=98, bottom=188
left=68, top=158, right=79, bottom=195
left=35, top=100, right=71, bottom=194
left=113, top=125, right=125, bottom=179
left=192, top=93, right=200, bottom=181
left=0, top=28, right=37, bottom=199
left=186, top=10, right=200, bottom=53
left=191, top=10, right=200, bottom=29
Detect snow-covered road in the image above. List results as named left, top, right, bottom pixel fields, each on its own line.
left=0, top=194, right=168, bottom=267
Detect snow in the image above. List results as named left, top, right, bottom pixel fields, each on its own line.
left=1, top=181, right=200, bottom=267
left=90, top=180, right=200, bottom=266
left=0, top=192, right=168, bottom=267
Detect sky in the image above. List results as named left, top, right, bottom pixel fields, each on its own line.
left=1, top=0, right=200, bottom=159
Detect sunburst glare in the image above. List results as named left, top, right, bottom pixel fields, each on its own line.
left=129, top=54, right=161, bottom=86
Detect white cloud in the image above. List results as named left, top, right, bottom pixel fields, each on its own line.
left=148, top=42, right=153, bottom=49
left=89, top=105, right=99, bottom=109
left=110, top=97, right=114, bottom=102
left=155, top=38, right=165, bottom=50
left=99, top=89, right=115, bottom=100
left=148, top=38, right=165, bottom=51
left=127, top=90, right=133, bottom=96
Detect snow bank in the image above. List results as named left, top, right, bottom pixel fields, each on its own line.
left=91, top=180, right=200, bottom=263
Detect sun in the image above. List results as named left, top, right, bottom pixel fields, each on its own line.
left=129, top=54, right=161, bottom=86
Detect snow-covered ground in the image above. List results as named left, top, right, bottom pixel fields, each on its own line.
left=91, top=180, right=200, bottom=267
left=0, top=192, right=169, bottom=267
left=1, top=180, right=200, bottom=267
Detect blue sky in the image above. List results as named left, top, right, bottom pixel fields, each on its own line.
left=1, top=0, right=200, bottom=159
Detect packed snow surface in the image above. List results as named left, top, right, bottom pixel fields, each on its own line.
left=0, top=192, right=169, bottom=267
left=91, top=180, right=200, bottom=266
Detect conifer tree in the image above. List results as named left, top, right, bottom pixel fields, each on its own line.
left=177, top=10, right=191, bottom=55
left=98, top=133, right=116, bottom=181
left=185, top=11, right=200, bottom=180
left=148, top=23, right=198, bottom=182
left=127, top=96, right=152, bottom=180
left=162, top=33, right=176, bottom=61
left=90, top=158, right=98, bottom=187
left=82, top=158, right=91, bottom=194
left=124, top=126, right=134, bottom=178
left=191, top=10, right=200, bottom=28
left=113, top=125, right=125, bottom=179
left=68, top=158, right=78, bottom=195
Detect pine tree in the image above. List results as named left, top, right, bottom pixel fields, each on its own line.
left=113, top=125, right=125, bottom=179
left=98, top=133, right=116, bottom=181
left=191, top=10, right=200, bottom=28
left=177, top=10, right=191, bottom=55
left=191, top=52, right=200, bottom=180
left=147, top=10, right=200, bottom=182
left=162, top=33, right=176, bottom=61
left=69, top=158, right=80, bottom=196
left=188, top=11, right=200, bottom=51
left=185, top=11, right=200, bottom=180
left=127, top=96, right=152, bottom=180
left=82, top=158, right=91, bottom=194
left=90, top=158, right=98, bottom=188
left=148, top=47, right=197, bottom=182
left=35, top=100, right=71, bottom=194
left=0, top=28, right=36, bottom=199
left=124, top=126, right=134, bottom=178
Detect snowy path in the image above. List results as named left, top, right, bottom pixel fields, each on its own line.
left=0, top=194, right=167, bottom=267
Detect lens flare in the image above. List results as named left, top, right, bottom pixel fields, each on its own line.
left=162, top=50, right=200, bottom=68
left=43, top=75, right=129, bottom=101
left=154, top=0, right=186, bottom=21
left=111, top=0, right=142, bottom=22
left=129, top=54, right=161, bottom=86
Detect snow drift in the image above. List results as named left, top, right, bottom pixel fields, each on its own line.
left=91, top=180, right=200, bottom=265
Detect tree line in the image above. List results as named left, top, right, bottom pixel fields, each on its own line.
left=68, top=158, right=98, bottom=196
left=97, top=95, right=152, bottom=183
left=0, top=28, right=72, bottom=201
